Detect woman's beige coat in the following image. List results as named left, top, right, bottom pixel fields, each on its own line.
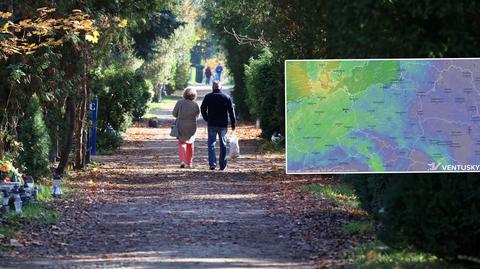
left=173, top=99, right=200, bottom=143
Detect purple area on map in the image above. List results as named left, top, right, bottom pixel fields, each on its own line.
left=287, top=59, right=480, bottom=173
left=409, top=60, right=480, bottom=163
left=408, top=150, right=435, bottom=170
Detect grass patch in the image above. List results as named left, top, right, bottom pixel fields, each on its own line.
left=302, top=183, right=359, bottom=209
left=6, top=204, right=60, bottom=225
left=0, top=219, right=20, bottom=238
left=0, top=184, right=61, bottom=246
left=0, top=204, right=60, bottom=241
left=150, top=95, right=181, bottom=108
left=0, top=246, right=15, bottom=252
left=342, top=221, right=374, bottom=235
left=354, top=241, right=458, bottom=269
left=36, top=184, right=54, bottom=203
left=144, top=95, right=181, bottom=118
left=97, top=148, right=115, bottom=155
left=259, top=141, right=285, bottom=153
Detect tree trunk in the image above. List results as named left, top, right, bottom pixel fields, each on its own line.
left=49, top=124, right=59, bottom=162
left=74, top=103, right=85, bottom=169
left=8, top=0, right=13, bottom=12
left=0, top=126, right=4, bottom=160
left=82, top=126, right=88, bottom=164
left=0, top=98, right=9, bottom=161
left=75, top=59, right=88, bottom=169
left=56, top=97, right=76, bottom=175
left=0, top=81, right=10, bottom=161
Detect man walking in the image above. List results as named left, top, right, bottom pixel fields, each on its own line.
left=215, top=63, right=223, bottom=81
left=201, top=81, right=236, bottom=170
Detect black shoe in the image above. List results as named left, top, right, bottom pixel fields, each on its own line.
left=209, top=166, right=216, bottom=170
left=220, top=166, right=226, bottom=171
left=180, top=164, right=185, bottom=168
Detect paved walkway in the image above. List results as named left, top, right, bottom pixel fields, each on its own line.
left=0, top=85, right=325, bottom=268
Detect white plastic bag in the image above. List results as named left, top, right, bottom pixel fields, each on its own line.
left=229, top=132, right=240, bottom=159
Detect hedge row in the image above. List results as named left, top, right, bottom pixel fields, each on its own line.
left=244, top=49, right=284, bottom=139
left=348, top=174, right=480, bottom=262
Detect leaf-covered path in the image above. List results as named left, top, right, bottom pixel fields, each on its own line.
left=0, top=85, right=357, bottom=269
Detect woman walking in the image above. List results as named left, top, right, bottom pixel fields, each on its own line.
left=204, top=66, right=212, bottom=85
left=173, top=88, right=200, bottom=168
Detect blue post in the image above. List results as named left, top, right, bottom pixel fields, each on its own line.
left=90, top=96, right=98, bottom=156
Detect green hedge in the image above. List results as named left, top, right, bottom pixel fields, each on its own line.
left=349, top=174, right=480, bottom=262
left=97, top=130, right=123, bottom=154
left=223, top=40, right=255, bottom=121
left=18, top=94, right=51, bottom=179
left=93, top=65, right=152, bottom=131
left=346, top=175, right=390, bottom=217
left=244, top=49, right=284, bottom=139
left=174, top=62, right=190, bottom=92
left=92, top=65, right=152, bottom=151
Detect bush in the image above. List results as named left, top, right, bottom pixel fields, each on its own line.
left=132, top=78, right=154, bottom=120
left=174, top=62, right=190, bottom=92
left=18, top=94, right=51, bottom=179
left=244, top=49, right=284, bottom=139
left=97, top=130, right=123, bottom=153
left=165, top=83, right=174, bottom=96
left=349, top=174, right=480, bottom=262
left=93, top=65, right=152, bottom=132
left=354, top=241, right=454, bottom=269
left=342, top=221, right=374, bottom=236
left=224, top=42, right=255, bottom=121
left=345, top=175, right=391, bottom=217
left=381, top=175, right=480, bottom=261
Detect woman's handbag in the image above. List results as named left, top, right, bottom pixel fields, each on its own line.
left=170, top=121, right=179, bottom=138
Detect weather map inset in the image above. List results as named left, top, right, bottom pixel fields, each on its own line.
left=285, top=59, right=480, bottom=173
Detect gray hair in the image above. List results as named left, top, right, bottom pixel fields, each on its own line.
left=183, top=88, right=197, bottom=100
left=212, top=80, right=221, bottom=90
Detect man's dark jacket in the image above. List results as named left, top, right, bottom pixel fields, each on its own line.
left=200, top=90, right=236, bottom=129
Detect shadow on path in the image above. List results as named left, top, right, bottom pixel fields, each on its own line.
left=0, top=85, right=350, bottom=269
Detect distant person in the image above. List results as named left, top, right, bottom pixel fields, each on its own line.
left=215, top=63, right=223, bottom=81
left=173, top=88, right=200, bottom=168
left=201, top=81, right=236, bottom=170
left=204, top=66, right=212, bottom=85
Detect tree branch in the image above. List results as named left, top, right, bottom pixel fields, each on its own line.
left=223, top=27, right=270, bottom=48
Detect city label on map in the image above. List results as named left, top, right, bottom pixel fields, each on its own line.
left=285, top=59, right=480, bottom=173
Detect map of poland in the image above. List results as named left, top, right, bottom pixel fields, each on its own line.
left=286, top=59, right=480, bottom=173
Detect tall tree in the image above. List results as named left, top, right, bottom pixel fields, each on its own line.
left=1, top=0, right=182, bottom=174
left=18, top=94, right=51, bottom=179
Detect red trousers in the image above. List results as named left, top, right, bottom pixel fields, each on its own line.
left=178, top=141, right=194, bottom=165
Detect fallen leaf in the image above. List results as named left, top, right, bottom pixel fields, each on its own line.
left=9, top=239, right=23, bottom=247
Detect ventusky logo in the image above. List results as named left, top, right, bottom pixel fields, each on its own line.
left=427, top=162, right=442, bottom=171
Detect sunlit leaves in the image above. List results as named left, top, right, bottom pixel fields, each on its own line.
left=82, top=20, right=94, bottom=29
left=118, top=19, right=128, bottom=28
left=85, top=30, right=100, bottom=43
left=46, top=38, right=63, bottom=46
left=1, top=21, right=10, bottom=32
left=0, top=7, right=101, bottom=59
left=0, top=11, right=12, bottom=19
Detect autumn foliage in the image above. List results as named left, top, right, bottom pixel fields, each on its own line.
left=0, top=8, right=99, bottom=59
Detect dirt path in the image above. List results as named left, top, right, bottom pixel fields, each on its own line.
left=0, top=85, right=355, bottom=269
